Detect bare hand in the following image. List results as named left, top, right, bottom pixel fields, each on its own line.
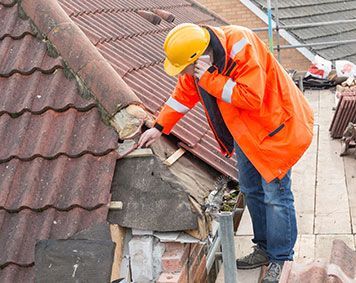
left=194, top=58, right=211, bottom=80
left=138, top=127, right=162, bottom=148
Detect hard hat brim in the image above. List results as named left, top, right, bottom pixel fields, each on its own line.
left=163, top=58, right=189, bottom=77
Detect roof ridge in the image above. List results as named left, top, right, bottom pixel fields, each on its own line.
left=20, top=0, right=142, bottom=117
left=184, top=0, right=229, bottom=25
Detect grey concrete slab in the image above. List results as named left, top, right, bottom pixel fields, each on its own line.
left=292, top=124, right=318, bottom=234
left=315, top=91, right=351, bottom=234
left=235, top=209, right=253, bottom=236
left=343, top=155, right=356, bottom=232
left=294, top=234, right=316, bottom=264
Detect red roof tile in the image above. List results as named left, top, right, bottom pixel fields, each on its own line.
left=329, top=239, right=356, bottom=280
left=0, top=206, right=108, bottom=267
left=0, top=71, right=95, bottom=115
left=0, top=1, right=118, bottom=279
left=0, top=153, right=116, bottom=211
left=0, top=35, right=62, bottom=77
left=0, top=108, right=117, bottom=162
left=61, top=0, right=238, bottom=179
left=330, top=92, right=356, bottom=138
left=0, top=265, right=33, bottom=283
left=21, top=0, right=142, bottom=116
left=0, top=0, right=15, bottom=7
left=0, top=4, right=34, bottom=40
left=280, top=240, right=356, bottom=283
left=179, top=131, right=238, bottom=179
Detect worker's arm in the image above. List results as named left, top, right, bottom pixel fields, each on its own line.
left=138, top=74, right=199, bottom=148
left=197, top=41, right=266, bottom=110
left=154, top=74, right=200, bottom=134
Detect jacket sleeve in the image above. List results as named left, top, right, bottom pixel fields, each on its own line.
left=155, top=74, right=200, bottom=134
left=198, top=39, right=266, bottom=110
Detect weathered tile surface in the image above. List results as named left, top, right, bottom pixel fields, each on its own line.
left=59, top=0, right=238, bottom=179
left=0, top=2, right=118, bottom=281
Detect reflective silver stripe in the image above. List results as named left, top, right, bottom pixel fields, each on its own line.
left=222, top=79, right=236, bottom=103
left=165, top=97, right=190, bottom=113
left=230, top=38, right=247, bottom=58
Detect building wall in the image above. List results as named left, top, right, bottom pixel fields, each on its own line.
left=197, top=0, right=312, bottom=71
left=157, top=242, right=207, bottom=283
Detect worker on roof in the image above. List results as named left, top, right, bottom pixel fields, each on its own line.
left=138, top=23, right=314, bottom=282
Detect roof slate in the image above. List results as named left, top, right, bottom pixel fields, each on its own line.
left=59, top=0, right=238, bottom=179
left=0, top=2, right=118, bottom=280
left=251, top=0, right=356, bottom=63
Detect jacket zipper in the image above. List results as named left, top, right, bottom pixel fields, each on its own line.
left=195, top=81, right=233, bottom=157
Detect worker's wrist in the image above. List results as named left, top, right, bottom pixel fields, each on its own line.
left=198, top=66, right=216, bottom=88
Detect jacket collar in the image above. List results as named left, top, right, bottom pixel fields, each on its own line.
left=204, top=26, right=228, bottom=74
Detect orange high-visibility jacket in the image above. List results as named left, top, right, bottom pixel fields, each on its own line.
left=156, top=25, right=314, bottom=183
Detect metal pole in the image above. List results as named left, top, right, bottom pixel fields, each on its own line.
left=298, top=76, right=304, bottom=93
left=252, top=18, right=356, bottom=32
left=274, top=0, right=281, bottom=63
left=219, top=212, right=237, bottom=283
left=206, top=232, right=221, bottom=272
left=267, top=0, right=274, bottom=52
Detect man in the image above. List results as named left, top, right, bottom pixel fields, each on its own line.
left=138, top=23, right=313, bottom=282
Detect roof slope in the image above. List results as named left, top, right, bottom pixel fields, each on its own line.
left=0, top=2, right=118, bottom=281
left=58, top=0, right=238, bottom=178
left=251, top=0, right=356, bottom=63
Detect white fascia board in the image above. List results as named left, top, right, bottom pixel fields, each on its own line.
left=240, top=0, right=315, bottom=62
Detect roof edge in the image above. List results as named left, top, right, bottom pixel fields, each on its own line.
left=20, top=0, right=142, bottom=116
left=185, top=0, right=230, bottom=25
left=240, top=0, right=315, bottom=62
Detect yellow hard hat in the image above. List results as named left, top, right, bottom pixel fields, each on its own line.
left=163, top=23, right=210, bottom=76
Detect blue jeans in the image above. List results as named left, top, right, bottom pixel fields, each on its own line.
left=235, top=143, right=297, bottom=262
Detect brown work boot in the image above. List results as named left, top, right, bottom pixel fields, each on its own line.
left=236, top=245, right=269, bottom=269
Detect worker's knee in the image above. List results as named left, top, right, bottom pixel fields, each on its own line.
left=262, top=170, right=293, bottom=205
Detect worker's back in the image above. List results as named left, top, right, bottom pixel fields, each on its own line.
left=199, top=25, right=314, bottom=182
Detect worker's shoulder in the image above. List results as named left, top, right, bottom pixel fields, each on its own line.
left=221, top=25, right=253, bottom=34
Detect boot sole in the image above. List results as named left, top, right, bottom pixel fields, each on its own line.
left=236, top=262, right=269, bottom=270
